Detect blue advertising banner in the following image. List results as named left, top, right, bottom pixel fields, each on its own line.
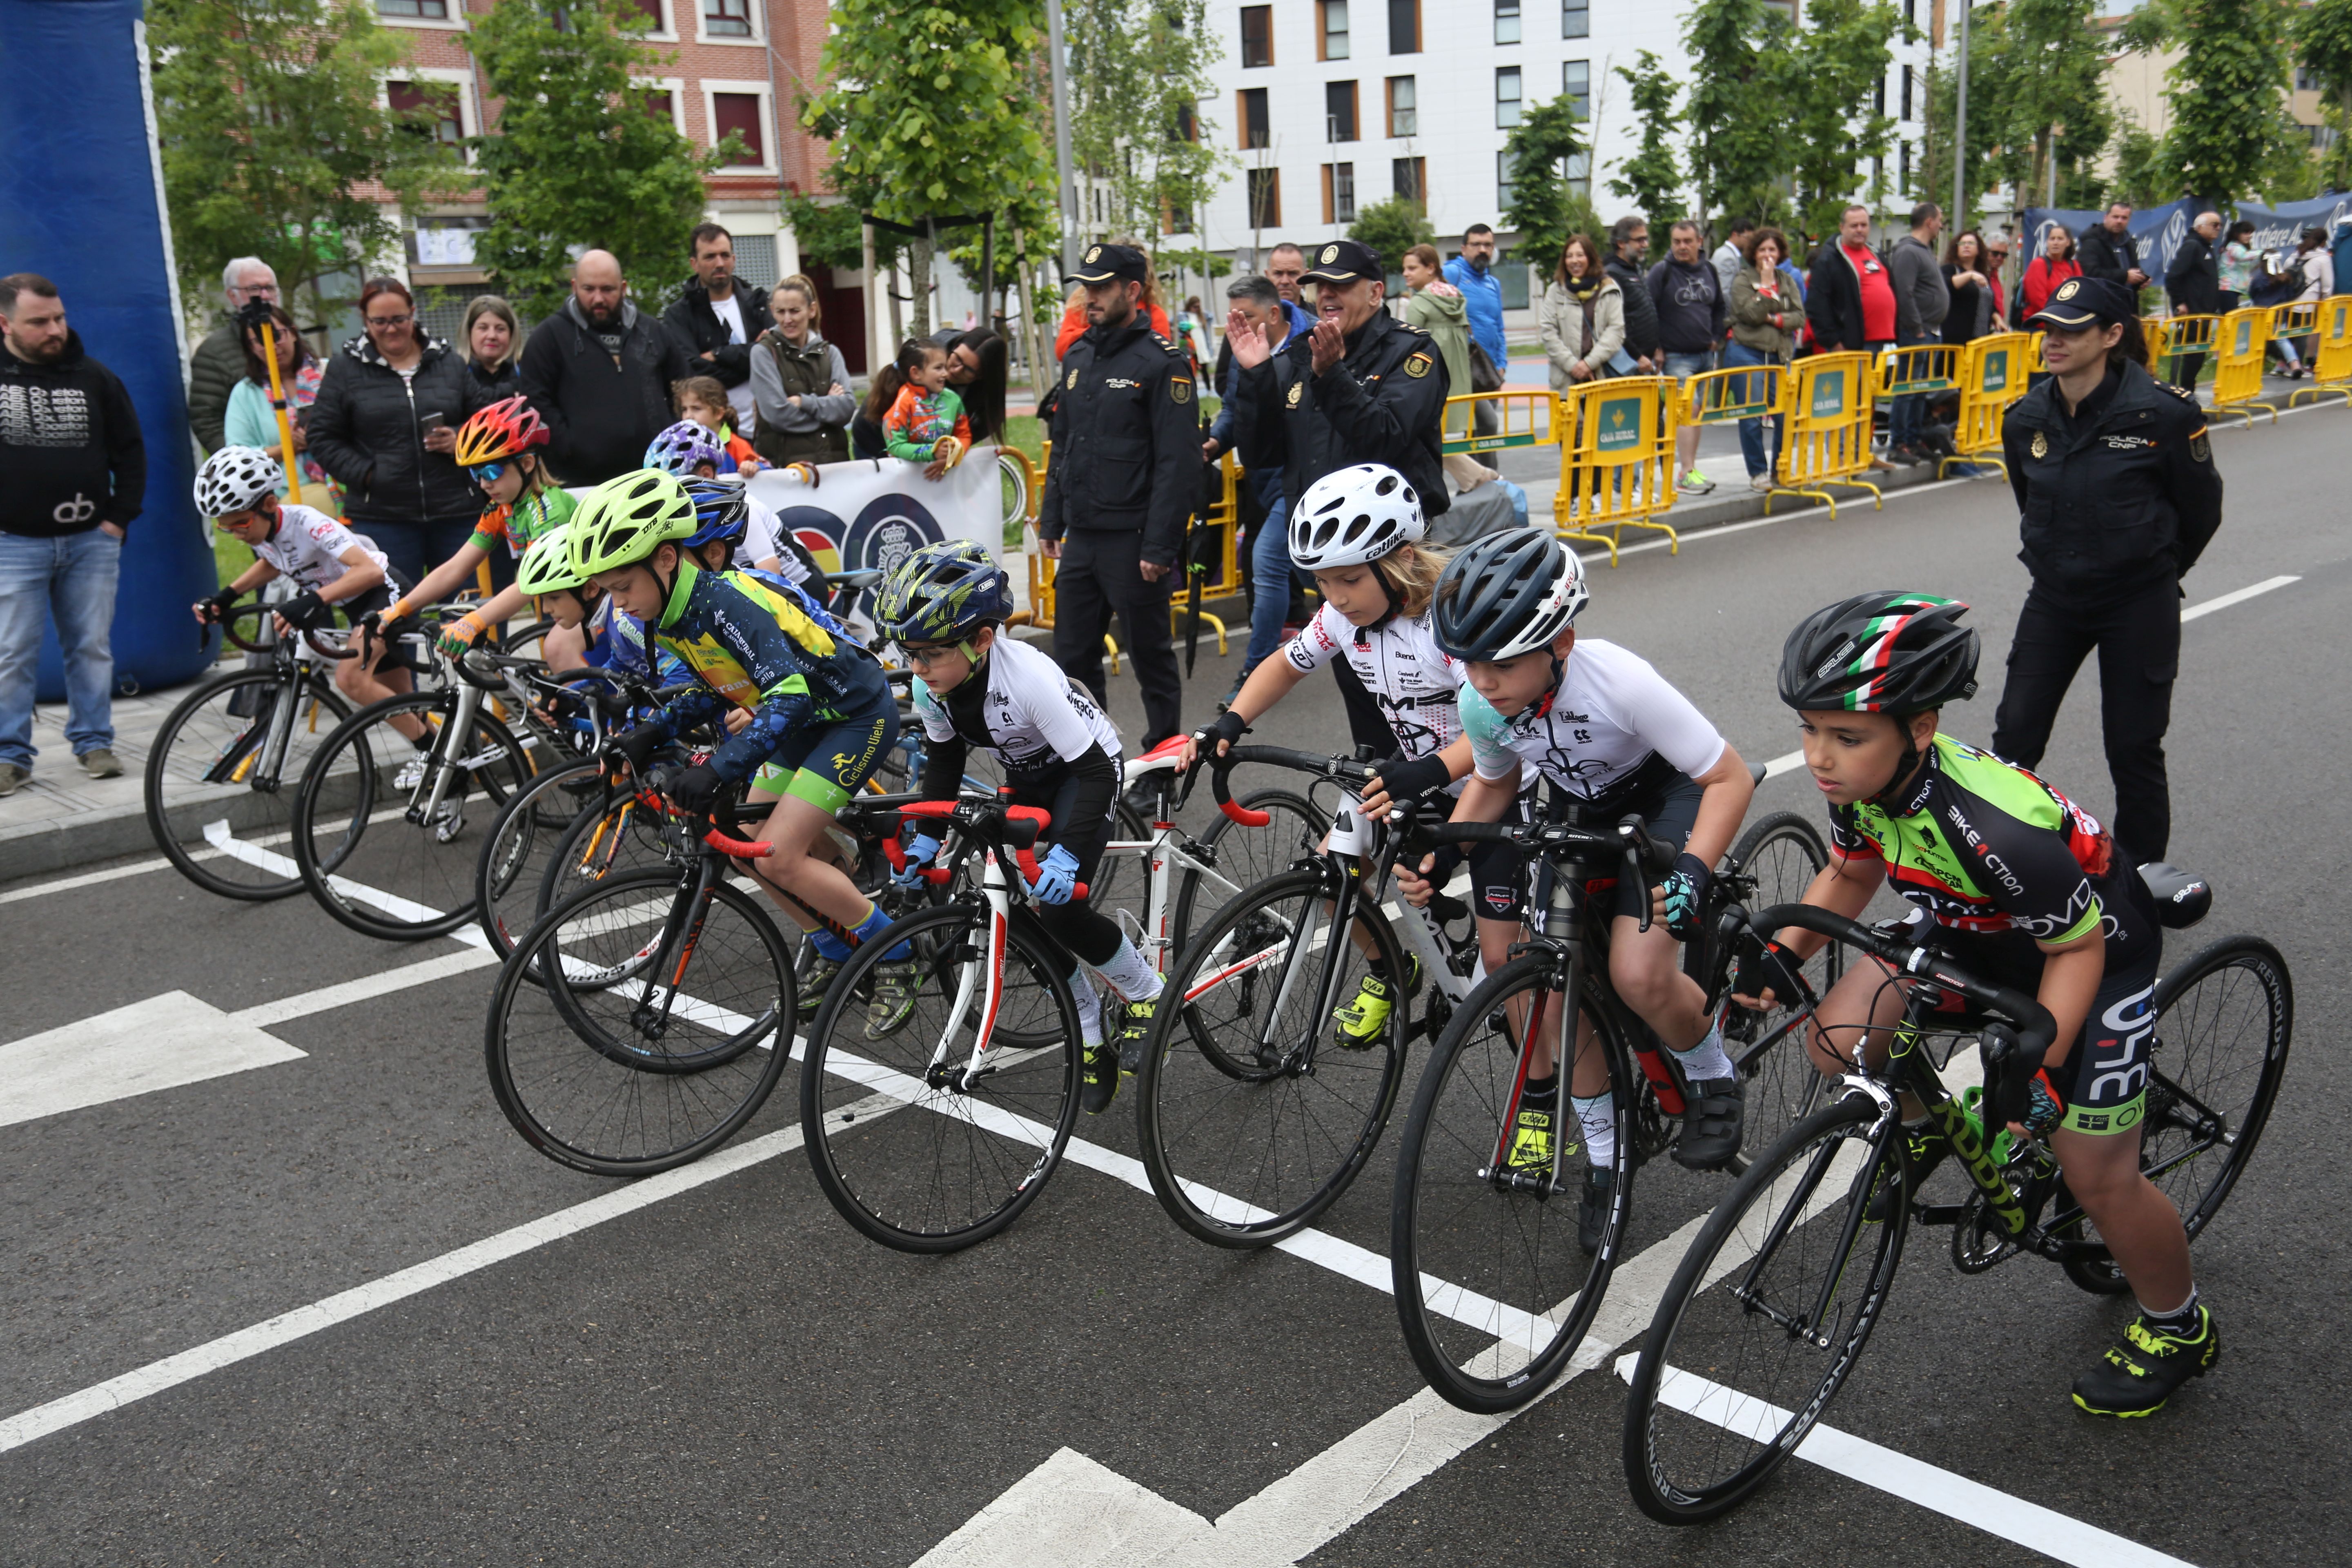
left=2021, top=194, right=2352, bottom=287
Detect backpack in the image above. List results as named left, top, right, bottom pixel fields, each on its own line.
left=2248, top=254, right=2302, bottom=308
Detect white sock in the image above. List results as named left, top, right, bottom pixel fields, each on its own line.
left=1067, top=964, right=1103, bottom=1045
left=1572, top=1092, right=1617, bottom=1166
left=1092, top=936, right=1163, bottom=1002
left=1670, top=1020, right=1734, bottom=1082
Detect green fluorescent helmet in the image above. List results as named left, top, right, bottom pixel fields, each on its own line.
left=568, top=468, right=697, bottom=579
left=516, top=523, right=588, bottom=597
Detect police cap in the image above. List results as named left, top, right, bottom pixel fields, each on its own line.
left=1067, top=243, right=1149, bottom=285
left=2027, top=275, right=2135, bottom=331
left=1301, top=238, right=1385, bottom=285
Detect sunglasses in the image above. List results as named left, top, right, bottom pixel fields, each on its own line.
left=467, top=461, right=507, bottom=484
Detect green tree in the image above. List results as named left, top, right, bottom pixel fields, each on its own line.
left=464, top=0, right=731, bottom=312
left=1503, top=96, right=1601, bottom=272
left=1977, top=0, right=2113, bottom=208
left=1779, top=0, right=1902, bottom=234
left=2132, top=0, right=2294, bottom=201
left=148, top=0, right=459, bottom=324
left=1347, top=197, right=1436, bottom=271
left=1064, top=0, right=1232, bottom=250
left=804, top=0, right=1056, bottom=338
left=2109, top=118, right=2177, bottom=207
left=1682, top=0, right=1791, bottom=226
left=1605, top=52, right=1685, bottom=245
left=2294, top=0, right=2352, bottom=188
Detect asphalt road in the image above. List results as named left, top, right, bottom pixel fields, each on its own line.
left=1, top=400, right=2344, bottom=1568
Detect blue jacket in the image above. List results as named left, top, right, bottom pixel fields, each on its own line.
left=1210, top=324, right=1296, bottom=509
left=1442, top=256, right=1508, bottom=368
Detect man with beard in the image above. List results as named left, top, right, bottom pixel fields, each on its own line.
left=0, top=275, right=146, bottom=795
left=518, top=249, right=692, bottom=484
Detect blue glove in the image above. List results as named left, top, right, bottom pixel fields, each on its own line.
left=1656, top=852, right=1711, bottom=941
left=1025, top=843, right=1081, bottom=905
left=893, top=832, right=942, bottom=889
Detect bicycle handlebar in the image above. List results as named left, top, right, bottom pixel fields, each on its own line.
left=889, top=797, right=1087, bottom=898
left=1208, top=743, right=1375, bottom=826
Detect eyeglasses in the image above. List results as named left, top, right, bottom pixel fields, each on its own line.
left=898, top=644, right=963, bottom=667
left=467, top=461, right=507, bottom=484
left=234, top=284, right=279, bottom=300
left=365, top=312, right=413, bottom=328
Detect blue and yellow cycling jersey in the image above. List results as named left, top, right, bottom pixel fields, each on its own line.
left=582, top=596, right=687, bottom=685
left=643, top=560, right=891, bottom=785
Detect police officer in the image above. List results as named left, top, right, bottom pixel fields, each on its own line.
left=1227, top=237, right=1450, bottom=752
left=1993, top=276, right=2222, bottom=866
left=1038, top=243, right=1200, bottom=752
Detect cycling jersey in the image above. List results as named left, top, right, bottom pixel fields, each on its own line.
left=915, top=635, right=1121, bottom=844
left=582, top=596, right=686, bottom=684
left=470, top=486, right=576, bottom=559
left=254, top=503, right=391, bottom=594
left=741, top=567, right=859, bottom=649
left=644, top=560, right=893, bottom=789
left=1461, top=638, right=1726, bottom=806
left=738, top=494, right=811, bottom=582
left=1282, top=604, right=1466, bottom=777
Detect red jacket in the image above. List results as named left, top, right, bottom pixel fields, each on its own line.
left=2020, top=256, right=2081, bottom=321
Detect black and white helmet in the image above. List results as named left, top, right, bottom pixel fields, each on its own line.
left=193, top=445, right=284, bottom=517
left=1430, top=528, right=1589, bottom=662
left=1287, top=463, right=1427, bottom=570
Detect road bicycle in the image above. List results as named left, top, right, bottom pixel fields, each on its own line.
left=1619, top=900, right=2292, bottom=1523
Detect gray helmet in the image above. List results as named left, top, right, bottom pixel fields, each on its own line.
left=1430, top=528, right=1588, bottom=662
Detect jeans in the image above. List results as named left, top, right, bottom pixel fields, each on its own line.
left=1662, top=350, right=1715, bottom=382
left=1890, top=333, right=1933, bottom=448
left=0, top=528, right=120, bottom=768
left=350, top=514, right=481, bottom=595
left=1241, top=495, right=1300, bottom=676
left=1719, top=341, right=1783, bottom=479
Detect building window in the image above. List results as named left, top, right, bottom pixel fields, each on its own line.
left=1563, top=60, right=1588, bottom=118
left=703, top=0, right=751, bottom=37
left=1899, top=140, right=1912, bottom=191
left=376, top=0, right=449, bottom=18
left=1873, top=74, right=1885, bottom=116
left=2297, top=65, right=2321, bottom=92
left=1387, top=76, right=1416, bottom=137
left=1497, top=149, right=1515, bottom=210
left=1494, top=0, right=1520, bottom=44
left=1495, top=66, right=1521, bottom=129
left=1239, top=87, right=1270, bottom=149
left=1394, top=156, right=1425, bottom=202
left=712, top=91, right=764, bottom=164
left=386, top=80, right=461, bottom=144
left=1561, top=0, right=1586, bottom=40
left=1389, top=0, right=1419, bottom=52
left=1565, top=151, right=1589, bottom=198
left=1904, top=0, right=1915, bottom=24
left=1325, top=80, right=1358, bottom=142
left=1174, top=101, right=1198, bottom=142
left=1240, top=5, right=1273, bottom=67
left=642, top=89, right=676, bottom=128
left=1323, top=162, right=1356, bottom=223
left=630, top=0, right=661, bottom=27
left=1319, top=0, right=1349, bottom=60
left=1901, top=65, right=1913, bottom=120
left=1247, top=167, right=1282, bottom=228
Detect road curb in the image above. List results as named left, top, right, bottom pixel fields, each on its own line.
left=0, top=800, right=158, bottom=884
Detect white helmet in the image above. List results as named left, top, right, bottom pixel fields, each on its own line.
left=1287, top=463, right=1427, bottom=570
left=194, top=445, right=283, bottom=517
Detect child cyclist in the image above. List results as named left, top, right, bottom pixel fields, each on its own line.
left=1396, top=528, right=1756, bottom=1251
left=643, top=421, right=808, bottom=581
left=876, top=539, right=1164, bottom=1113
left=191, top=446, right=416, bottom=717
left=672, top=374, right=766, bottom=477
left=1186, top=463, right=1474, bottom=1047
left=1738, top=592, right=2209, bottom=1418
left=573, top=469, right=914, bottom=1035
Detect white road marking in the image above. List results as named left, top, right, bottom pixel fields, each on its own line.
left=229, top=948, right=502, bottom=1029
left=0, top=993, right=307, bottom=1130
left=913, top=1447, right=1211, bottom=1568
left=1620, top=1357, right=2202, bottom=1568
left=2181, top=574, right=2300, bottom=621
left=0, top=853, right=187, bottom=907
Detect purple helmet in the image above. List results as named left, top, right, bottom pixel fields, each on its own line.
left=644, top=420, right=727, bottom=477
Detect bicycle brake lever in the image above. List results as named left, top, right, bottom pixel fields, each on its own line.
left=1626, top=841, right=1652, bottom=934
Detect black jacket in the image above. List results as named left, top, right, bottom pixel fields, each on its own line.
left=1233, top=309, right=1450, bottom=519
left=1806, top=238, right=1893, bottom=352
left=465, top=357, right=522, bottom=401
left=2165, top=232, right=2221, bottom=314
left=1646, top=257, right=1726, bottom=355
left=659, top=277, right=773, bottom=390
left=0, top=331, right=145, bottom=537
left=2077, top=223, right=2143, bottom=288
left=518, top=298, right=692, bottom=486
left=1036, top=321, right=1200, bottom=566
left=306, top=331, right=479, bottom=525
left=2002, top=359, right=2223, bottom=601
left=1605, top=252, right=1661, bottom=359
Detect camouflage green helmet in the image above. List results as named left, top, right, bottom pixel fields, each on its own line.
left=567, top=469, right=697, bottom=579
left=873, top=538, right=1011, bottom=646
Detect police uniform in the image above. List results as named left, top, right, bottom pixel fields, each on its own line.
left=1037, top=244, right=1203, bottom=748
left=1992, top=276, right=2223, bottom=863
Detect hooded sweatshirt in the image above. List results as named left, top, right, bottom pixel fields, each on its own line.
left=517, top=296, right=693, bottom=486
left=1403, top=283, right=1475, bottom=433
left=0, top=330, right=146, bottom=537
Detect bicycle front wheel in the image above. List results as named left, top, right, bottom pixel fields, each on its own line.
left=1621, top=1093, right=1906, bottom=1524
left=1138, top=867, right=1410, bottom=1247
left=486, top=867, right=797, bottom=1175
left=1721, top=810, right=1840, bottom=1153
left=144, top=667, right=350, bottom=900
left=799, top=903, right=1082, bottom=1253
left=1388, top=956, right=1636, bottom=1412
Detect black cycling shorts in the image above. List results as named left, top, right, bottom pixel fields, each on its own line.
left=1009, top=767, right=1125, bottom=969
left=1474, top=772, right=1706, bottom=929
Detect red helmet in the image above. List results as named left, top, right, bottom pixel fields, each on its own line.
left=454, top=395, right=549, bottom=466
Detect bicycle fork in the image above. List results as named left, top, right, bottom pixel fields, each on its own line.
left=409, top=681, right=489, bottom=839
left=929, top=854, right=1015, bottom=1095
left=1483, top=862, right=1584, bottom=1196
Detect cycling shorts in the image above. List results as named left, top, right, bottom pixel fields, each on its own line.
left=1008, top=771, right=1125, bottom=969
left=1475, top=772, right=1706, bottom=929
left=749, top=694, right=898, bottom=815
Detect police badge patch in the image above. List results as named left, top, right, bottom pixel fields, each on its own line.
left=1403, top=352, right=1433, bottom=379
left=1067, top=369, right=1078, bottom=389
left=2190, top=430, right=2211, bottom=462
left=2031, top=431, right=2048, bottom=459
left=1321, top=243, right=1340, bottom=264
left=1171, top=377, right=1192, bottom=403
left=1286, top=381, right=1303, bottom=408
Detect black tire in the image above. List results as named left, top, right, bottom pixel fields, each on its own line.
left=534, top=784, right=676, bottom=932
left=143, top=666, right=351, bottom=901
left=1082, top=800, right=1154, bottom=918
left=1170, top=786, right=1321, bottom=951
left=1622, top=1094, right=1907, bottom=1524
left=1388, top=956, right=1638, bottom=1413
left=1718, top=811, right=1840, bottom=1152
left=485, top=867, right=797, bottom=1175
left=474, top=759, right=608, bottom=957
left=2056, top=934, right=2293, bottom=1294
left=799, top=902, right=1083, bottom=1252
left=1137, top=867, right=1410, bottom=1247
left=292, top=691, right=539, bottom=941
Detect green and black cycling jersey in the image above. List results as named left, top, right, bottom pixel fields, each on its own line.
left=640, top=558, right=891, bottom=787
left=1831, top=734, right=2154, bottom=967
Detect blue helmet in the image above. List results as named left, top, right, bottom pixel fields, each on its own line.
left=680, top=476, right=750, bottom=549
left=644, top=420, right=727, bottom=476
left=874, top=539, right=1011, bottom=645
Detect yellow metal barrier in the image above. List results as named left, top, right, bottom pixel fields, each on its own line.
left=1552, top=376, right=1679, bottom=566
left=1875, top=343, right=1962, bottom=406
left=2148, top=314, right=2217, bottom=386
left=1679, top=362, right=1804, bottom=502
left=1441, top=390, right=1557, bottom=457
left=2210, top=307, right=2278, bottom=425
left=1769, top=352, right=1882, bottom=517
left=2290, top=295, right=2352, bottom=408
left=1943, top=332, right=2035, bottom=477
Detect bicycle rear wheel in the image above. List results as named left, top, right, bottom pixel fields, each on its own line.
left=1138, top=867, right=1410, bottom=1247
left=1720, top=811, right=1840, bottom=1153
left=144, top=667, right=350, bottom=900
left=1388, top=956, right=1635, bottom=1412
left=799, top=902, right=1082, bottom=1252
left=1171, top=786, right=1321, bottom=948
left=474, top=758, right=608, bottom=956
left=486, top=867, right=797, bottom=1175
left=1621, top=1093, right=1906, bottom=1524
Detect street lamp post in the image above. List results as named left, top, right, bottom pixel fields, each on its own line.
left=1951, top=0, right=1972, bottom=227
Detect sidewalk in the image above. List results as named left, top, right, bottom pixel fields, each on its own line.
left=0, top=679, right=199, bottom=880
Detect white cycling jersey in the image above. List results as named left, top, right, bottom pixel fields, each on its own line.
left=736, top=495, right=808, bottom=582
left=914, top=634, right=1121, bottom=778
left=1281, top=603, right=1468, bottom=770
left=1461, top=637, right=1725, bottom=801
left=254, top=503, right=391, bottom=595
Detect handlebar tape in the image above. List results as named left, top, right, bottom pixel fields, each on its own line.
left=1747, top=901, right=2058, bottom=1053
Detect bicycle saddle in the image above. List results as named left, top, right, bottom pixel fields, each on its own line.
left=2137, top=862, right=2211, bottom=930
